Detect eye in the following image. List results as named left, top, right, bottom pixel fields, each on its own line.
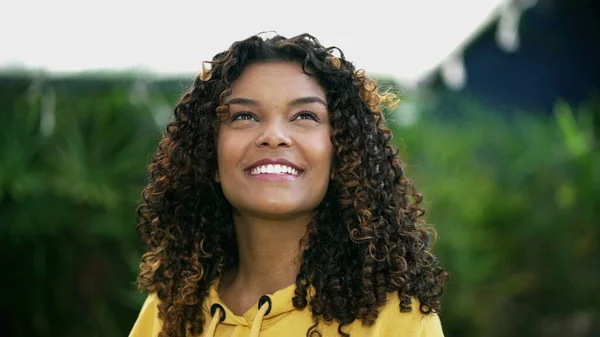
left=231, top=111, right=257, bottom=121
left=293, top=110, right=319, bottom=122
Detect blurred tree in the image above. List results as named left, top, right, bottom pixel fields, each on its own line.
left=396, top=94, right=599, bottom=336
left=0, top=75, right=162, bottom=336
left=0, top=73, right=598, bottom=337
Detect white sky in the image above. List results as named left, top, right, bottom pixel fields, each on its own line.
left=0, top=0, right=505, bottom=86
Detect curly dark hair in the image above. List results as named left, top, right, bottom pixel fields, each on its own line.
left=136, top=33, right=447, bottom=337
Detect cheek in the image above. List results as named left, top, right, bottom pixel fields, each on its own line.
left=308, top=133, right=334, bottom=172
left=216, top=131, right=243, bottom=177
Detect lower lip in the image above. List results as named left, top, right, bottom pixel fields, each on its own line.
left=246, top=172, right=302, bottom=182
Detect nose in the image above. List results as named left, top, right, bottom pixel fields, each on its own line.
left=255, top=119, right=292, bottom=149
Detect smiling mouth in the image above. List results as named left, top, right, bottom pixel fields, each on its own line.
left=247, top=164, right=303, bottom=176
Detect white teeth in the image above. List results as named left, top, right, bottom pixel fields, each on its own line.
left=249, top=164, right=300, bottom=176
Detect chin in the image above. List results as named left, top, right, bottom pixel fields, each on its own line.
left=236, top=199, right=310, bottom=219
left=255, top=202, right=301, bottom=217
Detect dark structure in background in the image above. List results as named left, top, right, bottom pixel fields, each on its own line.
left=425, top=0, right=600, bottom=114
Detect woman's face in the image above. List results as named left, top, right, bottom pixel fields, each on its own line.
left=216, top=61, right=333, bottom=219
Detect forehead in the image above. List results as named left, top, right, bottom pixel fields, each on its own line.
left=229, top=62, right=326, bottom=98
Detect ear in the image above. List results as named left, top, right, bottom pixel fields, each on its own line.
left=215, top=170, right=221, bottom=183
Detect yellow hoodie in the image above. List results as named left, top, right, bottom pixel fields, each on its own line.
left=129, top=282, right=444, bottom=337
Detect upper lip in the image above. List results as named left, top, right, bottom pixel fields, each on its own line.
left=246, top=158, right=303, bottom=172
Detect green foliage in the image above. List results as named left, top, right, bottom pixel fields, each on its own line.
left=395, top=96, right=599, bottom=336
left=1, top=74, right=598, bottom=336
left=0, top=75, right=163, bottom=336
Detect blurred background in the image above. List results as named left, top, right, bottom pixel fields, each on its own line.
left=1, top=0, right=598, bottom=336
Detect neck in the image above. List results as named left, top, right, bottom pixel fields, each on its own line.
left=224, top=212, right=310, bottom=296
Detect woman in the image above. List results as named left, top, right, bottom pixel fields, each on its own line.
left=130, top=33, right=447, bottom=337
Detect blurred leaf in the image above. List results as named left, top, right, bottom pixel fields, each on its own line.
left=555, top=99, right=591, bottom=157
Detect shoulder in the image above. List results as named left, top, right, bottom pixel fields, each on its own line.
left=374, top=293, right=444, bottom=337
left=129, top=293, right=163, bottom=337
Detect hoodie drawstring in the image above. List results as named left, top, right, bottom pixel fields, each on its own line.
left=249, top=296, right=272, bottom=337
left=207, top=296, right=272, bottom=337
left=206, top=304, right=225, bottom=337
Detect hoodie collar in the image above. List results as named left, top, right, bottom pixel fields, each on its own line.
left=203, top=280, right=298, bottom=328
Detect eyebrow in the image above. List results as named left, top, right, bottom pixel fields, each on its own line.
left=226, top=96, right=327, bottom=107
left=289, top=96, right=327, bottom=107
left=226, top=97, right=259, bottom=106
